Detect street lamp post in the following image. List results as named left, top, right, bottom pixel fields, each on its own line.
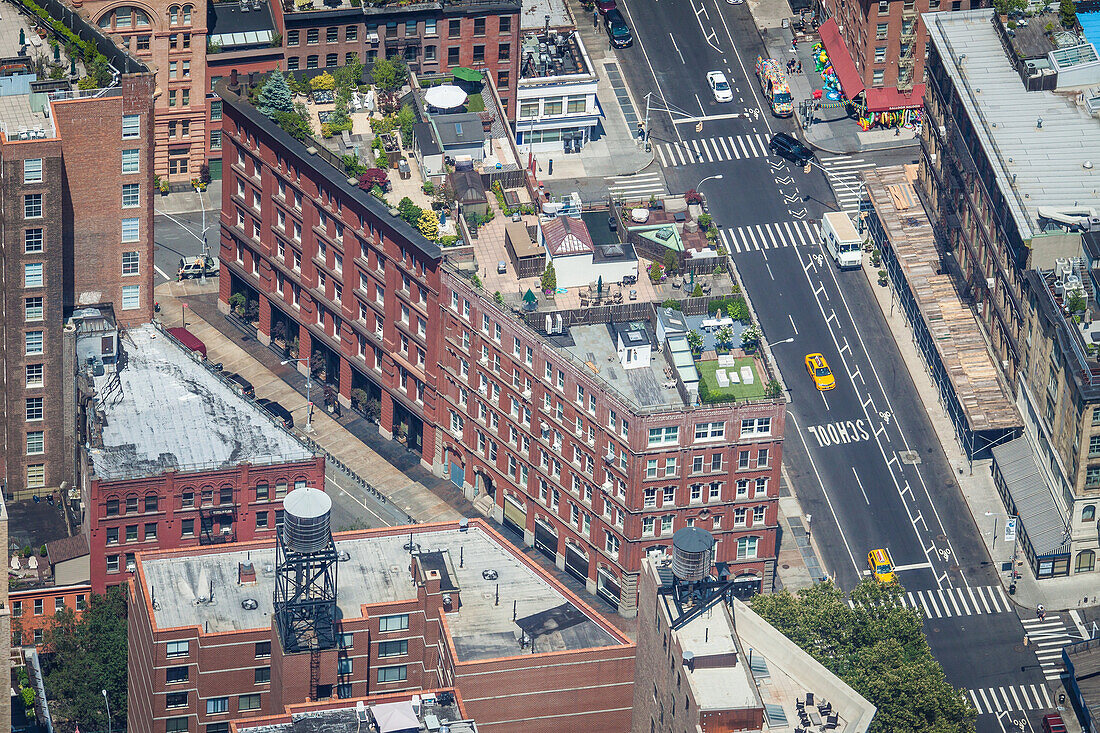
left=694, top=175, right=724, bottom=212
left=281, top=357, right=315, bottom=433
left=805, top=159, right=867, bottom=229
left=102, top=688, right=112, bottom=733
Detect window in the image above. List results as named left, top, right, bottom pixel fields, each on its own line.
left=1077, top=550, right=1096, bottom=573
left=25, top=296, right=43, bottom=320
left=106, top=527, right=120, bottom=545
left=181, top=519, right=194, bottom=536
left=753, top=505, right=766, bottom=524
left=872, top=69, right=885, bottom=86
left=377, top=665, right=407, bottom=683
left=253, top=666, right=272, bottom=684
left=166, top=640, right=190, bottom=658
left=499, top=15, right=511, bottom=32
left=338, top=657, right=353, bottom=675
left=876, top=23, right=888, bottom=39
left=106, top=555, right=120, bottom=572
left=25, top=229, right=43, bottom=253
left=648, top=426, right=679, bottom=445
left=875, top=46, right=886, bottom=62
left=24, top=193, right=42, bottom=219
left=136, top=35, right=150, bottom=51
left=166, top=718, right=188, bottom=733
left=122, top=114, right=141, bottom=139
left=424, top=45, right=436, bottom=61
left=126, top=525, right=138, bottom=542
left=166, top=666, right=189, bottom=684
left=326, top=53, right=338, bottom=67
left=694, top=422, right=725, bottom=440
left=346, top=25, right=358, bottom=40
left=26, top=431, right=44, bottom=455
left=543, top=98, right=563, bottom=115
left=449, top=19, right=461, bottom=37
left=741, top=418, right=771, bottom=436
left=26, top=364, right=43, bottom=387
left=327, top=26, right=338, bottom=42
left=709, top=483, right=721, bottom=500
left=24, top=263, right=43, bottom=288
left=380, top=614, right=409, bottom=632
left=122, top=183, right=141, bottom=208
left=426, top=18, right=437, bottom=34
left=448, top=47, right=460, bottom=65
left=206, top=697, right=229, bottom=715
left=1089, top=436, right=1100, bottom=457
left=26, top=464, right=44, bottom=488
left=238, top=694, right=261, bottom=711
left=166, top=692, right=188, bottom=709
left=643, top=516, right=655, bottom=535
left=1084, top=505, right=1097, bottom=521
left=24, top=158, right=43, bottom=183
left=26, top=396, right=43, bottom=419
left=122, top=285, right=141, bottom=310
left=122, top=251, right=141, bottom=276
left=498, top=42, right=511, bottom=62
left=144, top=522, right=157, bottom=539
left=307, top=28, right=319, bottom=44
left=122, top=149, right=140, bottom=174
left=519, top=100, right=540, bottom=118
left=737, top=536, right=759, bottom=559
left=307, top=55, right=318, bottom=69
left=255, top=641, right=272, bottom=657
left=378, top=639, right=408, bottom=657
left=122, top=217, right=140, bottom=242
left=497, top=70, right=510, bottom=89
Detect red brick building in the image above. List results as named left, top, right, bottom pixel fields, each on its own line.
left=231, top=688, right=477, bottom=732
left=9, top=584, right=91, bottom=648
left=0, top=58, right=155, bottom=501
left=215, top=75, right=783, bottom=617
left=814, top=0, right=975, bottom=115
left=128, top=520, right=635, bottom=733
left=77, top=323, right=324, bottom=593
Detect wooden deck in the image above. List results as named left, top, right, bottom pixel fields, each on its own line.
left=864, top=166, right=1021, bottom=433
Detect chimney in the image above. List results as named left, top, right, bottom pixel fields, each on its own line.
left=229, top=69, right=240, bottom=92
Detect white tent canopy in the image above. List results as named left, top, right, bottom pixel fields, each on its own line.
left=371, top=701, right=420, bottom=733
left=425, top=84, right=468, bottom=110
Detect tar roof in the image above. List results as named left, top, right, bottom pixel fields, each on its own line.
left=559, top=324, right=685, bottom=408
left=138, top=523, right=625, bottom=660
left=88, top=324, right=313, bottom=480
left=208, top=1, right=275, bottom=47
left=924, top=10, right=1100, bottom=240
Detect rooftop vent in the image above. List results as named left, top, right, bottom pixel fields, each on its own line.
left=241, top=598, right=259, bottom=610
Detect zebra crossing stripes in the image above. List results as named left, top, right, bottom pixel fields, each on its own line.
left=819, top=155, right=877, bottom=214
left=654, top=133, right=772, bottom=167
left=1022, top=615, right=1073, bottom=681
left=846, top=585, right=1012, bottom=618
left=967, top=684, right=1054, bottom=715
left=605, top=172, right=666, bottom=202
left=720, top=220, right=820, bottom=253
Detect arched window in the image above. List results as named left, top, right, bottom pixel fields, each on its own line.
left=169, top=5, right=179, bottom=25
left=1076, top=550, right=1095, bottom=573
left=1084, top=505, right=1097, bottom=522
left=182, top=4, right=192, bottom=24
left=144, top=493, right=159, bottom=512
left=256, top=481, right=270, bottom=501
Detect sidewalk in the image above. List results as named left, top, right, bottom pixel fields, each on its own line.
left=775, top=467, right=830, bottom=592
left=751, top=0, right=917, bottom=154
left=529, top=0, right=654, bottom=186
left=153, top=279, right=468, bottom=525
left=860, top=256, right=1100, bottom=615
left=155, top=180, right=223, bottom=216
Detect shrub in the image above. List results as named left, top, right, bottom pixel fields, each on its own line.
left=691, top=283, right=704, bottom=297
left=398, top=197, right=423, bottom=225
left=310, top=71, right=336, bottom=91
left=660, top=298, right=682, bottom=311
left=228, top=292, right=246, bottom=314
left=541, top=263, right=557, bottom=292
left=417, top=209, right=440, bottom=240
left=438, top=235, right=461, bottom=247
left=357, top=168, right=389, bottom=191
left=648, top=261, right=663, bottom=283
left=494, top=291, right=504, bottom=304
left=684, top=188, right=704, bottom=205
left=697, top=213, right=713, bottom=230
left=686, top=329, right=703, bottom=352
left=273, top=110, right=313, bottom=141
left=471, top=273, right=483, bottom=289
left=764, top=379, right=782, bottom=399
left=663, top=249, right=679, bottom=275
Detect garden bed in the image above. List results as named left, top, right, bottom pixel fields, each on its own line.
left=696, top=357, right=767, bottom=402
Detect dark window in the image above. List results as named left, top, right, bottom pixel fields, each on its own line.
left=499, top=15, right=511, bottom=33
left=181, top=519, right=194, bottom=536
left=166, top=718, right=188, bottom=733
left=207, top=725, right=229, bottom=733
left=126, top=496, right=139, bottom=513
left=307, top=55, right=319, bottom=69
left=497, top=70, right=509, bottom=89
left=449, top=19, right=461, bottom=37
left=255, top=641, right=272, bottom=658
left=256, top=482, right=269, bottom=500
left=498, top=43, right=510, bottom=60
left=473, top=45, right=485, bottom=63
left=166, top=666, right=189, bottom=683
left=166, top=692, right=188, bottom=708
left=326, top=26, right=338, bottom=42
left=473, top=17, right=485, bottom=35
left=145, top=495, right=159, bottom=512
left=255, top=667, right=271, bottom=684
left=307, top=28, right=319, bottom=44
left=326, top=53, right=338, bottom=67
left=219, top=487, right=233, bottom=504
left=106, top=499, right=119, bottom=516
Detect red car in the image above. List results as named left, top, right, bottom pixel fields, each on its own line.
left=1041, top=714, right=1067, bottom=733
left=596, top=0, right=616, bottom=13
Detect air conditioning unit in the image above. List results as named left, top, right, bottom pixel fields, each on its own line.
left=367, top=32, right=379, bottom=43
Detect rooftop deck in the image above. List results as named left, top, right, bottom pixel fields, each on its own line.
left=139, top=523, right=626, bottom=660
left=88, top=324, right=313, bottom=481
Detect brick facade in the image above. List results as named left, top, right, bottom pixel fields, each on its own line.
left=127, top=521, right=635, bottom=733
left=0, top=74, right=155, bottom=501
left=215, top=77, right=783, bottom=617
left=9, top=584, right=91, bottom=648
left=85, top=456, right=324, bottom=593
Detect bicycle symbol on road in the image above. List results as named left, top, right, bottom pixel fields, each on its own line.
left=937, top=547, right=952, bottom=562
left=812, top=252, right=824, bottom=267
left=879, top=410, right=892, bottom=425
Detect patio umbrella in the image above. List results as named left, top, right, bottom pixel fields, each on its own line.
left=523, top=288, right=537, bottom=304
left=452, top=67, right=483, bottom=83
left=597, top=276, right=603, bottom=297
left=425, top=84, right=468, bottom=111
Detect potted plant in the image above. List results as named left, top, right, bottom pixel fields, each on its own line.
left=686, top=329, right=703, bottom=356
left=715, top=325, right=735, bottom=354
left=741, top=323, right=762, bottom=354
left=159, top=178, right=170, bottom=196
left=877, top=269, right=888, bottom=287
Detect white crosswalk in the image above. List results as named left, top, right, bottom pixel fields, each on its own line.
left=654, top=134, right=773, bottom=167
left=720, top=220, right=821, bottom=254
left=819, top=155, right=877, bottom=214
left=605, top=172, right=666, bottom=202
left=1022, top=615, right=1073, bottom=682
left=847, top=585, right=1012, bottom=619
left=967, top=684, right=1055, bottom=715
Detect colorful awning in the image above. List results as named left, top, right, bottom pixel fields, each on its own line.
left=817, top=18, right=864, bottom=98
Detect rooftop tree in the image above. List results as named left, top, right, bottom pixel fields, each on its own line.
left=258, top=68, right=294, bottom=118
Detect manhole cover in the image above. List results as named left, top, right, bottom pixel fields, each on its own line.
left=899, top=450, right=921, bottom=465
left=781, top=564, right=790, bottom=569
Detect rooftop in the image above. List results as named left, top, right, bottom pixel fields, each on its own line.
left=208, top=0, right=276, bottom=49
left=863, top=165, right=1021, bottom=434
left=520, top=0, right=571, bottom=30
left=0, top=15, right=58, bottom=138
left=1065, top=638, right=1100, bottom=726
left=237, top=691, right=477, bottom=733
left=87, top=324, right=313, bottom=481
left=557, top=323, right=686, bottom=409
left=519, top=29, right=593, bottom=80
left=925, top=9, right=1100, bottom=240
left=138, top=522, right=628, bottom=660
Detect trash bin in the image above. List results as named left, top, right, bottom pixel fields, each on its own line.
left=398, top=160, right=411, bottom=180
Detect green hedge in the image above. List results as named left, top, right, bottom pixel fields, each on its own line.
left=698, top=377, right=738, bottom=404
left=16, top=0, right=110, bottom=71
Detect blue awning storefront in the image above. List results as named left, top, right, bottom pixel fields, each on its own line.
left=991, top=437, right=1071, bottom=578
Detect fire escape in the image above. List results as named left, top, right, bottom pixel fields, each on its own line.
left=898, top=11, right=918, bottom=91
left=200, top=488, right=237, bottom=545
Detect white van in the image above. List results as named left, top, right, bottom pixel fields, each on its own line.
left=821, top=212, right=863, bottom=269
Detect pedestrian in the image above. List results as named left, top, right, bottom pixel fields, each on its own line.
left=1037, top=604, right=1046, bottom=620
left=593, top=8, right=598, bottom=27
left=797, top=60, right=803, bottom=74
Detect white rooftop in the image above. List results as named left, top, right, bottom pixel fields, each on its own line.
left=88, top=324, right=313, bottom=480
left=924, top=9, right=1100, bottom=240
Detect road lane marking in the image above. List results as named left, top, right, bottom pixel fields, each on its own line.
left=852, top=467, right=870, bottom=505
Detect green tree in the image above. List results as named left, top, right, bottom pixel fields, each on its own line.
left=334, top=60, right=364, bottom=90
left=715, top=324, right=735, bottom=348
left=311, top=71, right=337, bottom=91
left=540, top=263, right=557, bottom=293
left=274, top=109, right=313, bottom=141
left=1060, top=0, right=1077, bottom=28
left=42, top=587, right=129, bottom=731
left=992, top=0, right=1026, bottom=15
left=417, top=208, right=440, bottom=240
left=396, top=104, right=416, bottom=146
left=663, top=249, right=679, bottom=275
left=397, top=196, right=423, bottom=225
left=686, top=329, right=703, bottom=353
left=371, top=57, right=408, bottom=94
left=764, top=378, right=782, bottom=399
left=648, top=261, right=663, bottom=283
left=1068, top=289, right=1087, bottom=315
left=258, top=68, right=294, bottom=118
left=751, top=580, right=976, bottom=733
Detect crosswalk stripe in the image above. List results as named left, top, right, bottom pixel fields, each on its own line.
left=738, top=136, right=751, bottom=158
left=655, top=145, right=669, bottom=167
left=952, top=589, right=969, bottom=615
left=1008, top=686, right=1024, bottom=709
left=756, top=133, right=769, bottom=153
left=702, top=138, right=714, bottom=162
left=968, top=684, right=1061, bottom=715
left=746, top=226, right=761, bottom=250
left=995, top=585, right=1010, bottom=609
left=719, top=137, right=732, bottom=159
left=691, top=139, right=701, bottom=157
left=1038, top=684, right=1053, bottom=708
left=766, top=225, right=782, bottom=248
left=973, top=586, right=991, bottom=614
left=754, top=225, right=767, bottom=250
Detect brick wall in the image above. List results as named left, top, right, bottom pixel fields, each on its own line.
left=9, top=584, right=90, bottom=648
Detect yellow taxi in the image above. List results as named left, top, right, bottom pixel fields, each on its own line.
left=868, top=548, right=896, bottom=583
left=805, top=353, right=836, bottom=391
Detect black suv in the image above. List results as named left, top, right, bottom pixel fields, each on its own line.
left=257, top=398, right=294, bottom=428
left=223, top=371, right=255, bottom=398
left=604, top=9, right=633, bottom=48
left=768, top=132, right=814, bottom=166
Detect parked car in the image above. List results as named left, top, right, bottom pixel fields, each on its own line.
left=167, top=327, right=207, bottom=358
left=604, top=9, right=633, bottom=48
left=707, top=71, right=734, bottom=103
left=596, top=0, right=616, bottom=13
left=768, top=132, right=814, bottom=166
left=178, top=255, right=219, bottom=280
left=257, top=398, right=294, bottom=428
left=1041, top=714, right=1067, bottom=733
left=223, top=371, right=255, bottom=398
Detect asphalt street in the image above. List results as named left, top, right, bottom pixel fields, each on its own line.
left=154, top=209, right=219, bottom=284
left=608, top=1, right=1062, bottom=729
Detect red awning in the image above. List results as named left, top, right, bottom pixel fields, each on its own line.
left=865, top=84, right=926, bottom=112
left=818, top=18, right=864, bottom=98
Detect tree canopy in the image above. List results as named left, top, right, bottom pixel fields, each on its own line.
left=42, top=587, right=128, bottom=732
left=750, top=580, right=976, bottom=733
left=258, top=68, right=294, bottom=118
left=372, top=57, right=408, bottom=94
